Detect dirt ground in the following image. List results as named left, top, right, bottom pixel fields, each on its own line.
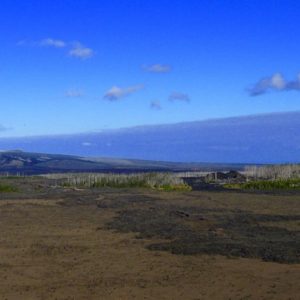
left=0, top=180, right=299, bottom=299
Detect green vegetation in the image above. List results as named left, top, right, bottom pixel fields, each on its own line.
left=156, top=184, right=192, bottom=191
left=1, top=176, right=25, bottom=180
left=224, top=178, right=300, bottom=190
left=0, top=183, right=18, bottom=192
left=60, top=172, right=191, bottom=191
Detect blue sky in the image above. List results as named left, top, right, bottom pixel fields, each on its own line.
left=1, top=0, right=300, bottom=137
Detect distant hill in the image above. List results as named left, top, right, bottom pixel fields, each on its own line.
left=0, top=151, right=247, bottom=175
left=0, top=111, right=299, bottom=163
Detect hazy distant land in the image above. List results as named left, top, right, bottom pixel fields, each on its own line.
left=1, top=111, right=300, bottom=164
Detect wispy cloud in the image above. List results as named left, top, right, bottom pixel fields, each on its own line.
left=65, top=88, right=84, bottom=98
left=17, top=40, right=30, bottom=46
left=103, top=85, right=144, bottom=101
left=168, top=92, right=190, bottom=102
left=69, top=42, right=94, bottom=59
left=82, top=142, right=92, bottom=146
left=150, top=100, right=162, bottom=110
left=39, top=38, right=66, bottom=48
left=0, top=124, right=10, bottom=132
left=18, top=38, right=67, bottom=48
left=143, top=64, right=172, bottom=73
left=248, top=73, right=300, bottom=96
left=18, top=38, right=94, bottom=60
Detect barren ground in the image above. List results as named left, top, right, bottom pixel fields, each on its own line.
left=0, top=178, right=299, bottom=299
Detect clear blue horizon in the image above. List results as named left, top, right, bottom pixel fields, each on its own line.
left=1, top=0, right=300, bottom=137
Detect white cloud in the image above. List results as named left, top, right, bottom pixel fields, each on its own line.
left=65, top=89, right=84, bottom=98
left=143, top=64, right=172, bottom=73
left=248, top=72, right=300, bottom=96
left=18, top=38, right=94, bottom=60
left=69, top=43, right=94, bottom=59
left=39, top=38, right=66, bottom=48
left=103, top=85, right=144, bottom=101
left=82, top=142, right=92, bottom=146
left=169, top=92, right=190, bottom=102
left=270, top=73, right=286, bottom=89
left=150, top=100, right=162, bottom=110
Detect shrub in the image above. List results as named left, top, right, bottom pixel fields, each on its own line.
left=224, top=178, right=300, bottom=190
left=57, top=172, right=191, bottom=191
left=0, top=184, right=18, bottom=192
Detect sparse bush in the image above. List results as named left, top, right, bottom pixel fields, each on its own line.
left=48, top=172, right=191, bottom=191
left=224, top=178, right=300, bottom=190
left=0, top=184, right=18, bottom=192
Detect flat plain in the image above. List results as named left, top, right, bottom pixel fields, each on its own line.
left=0, top=177, right=299, bottom=300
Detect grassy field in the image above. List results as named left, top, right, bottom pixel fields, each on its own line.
left=0, top=177, right=299, bottom=299
left=224, top=178, right=300, bottom=190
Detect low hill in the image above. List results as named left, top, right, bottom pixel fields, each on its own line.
left=0, top=150, right=248, bottom=175
left=0, top=111, right=300, bottom=163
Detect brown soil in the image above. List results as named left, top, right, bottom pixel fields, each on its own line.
left=0, top=181, right=299, bottom=299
